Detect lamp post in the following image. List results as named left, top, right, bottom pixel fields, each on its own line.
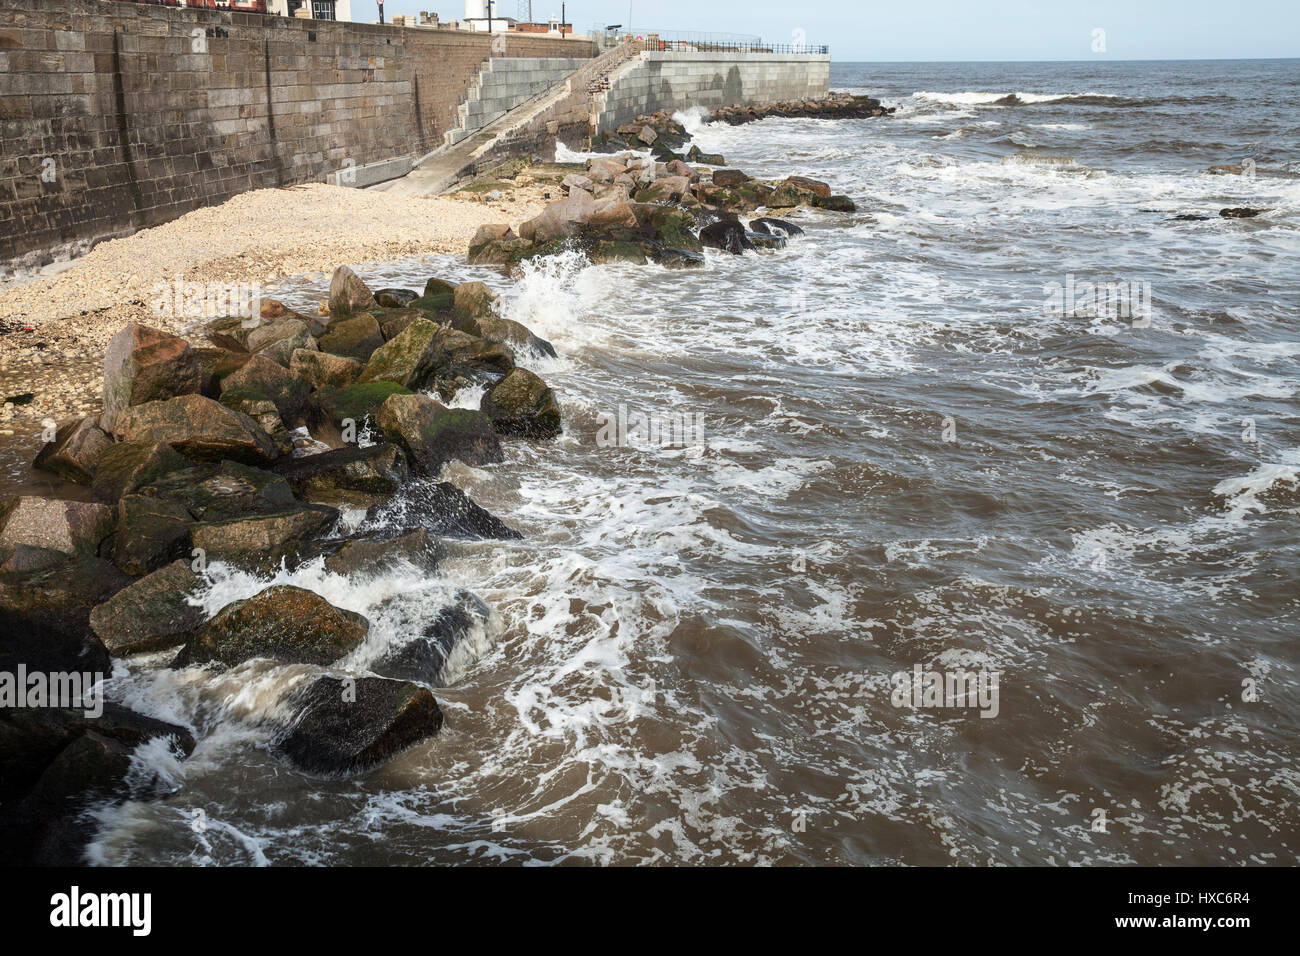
left=376, top=0, right=384, bottom=24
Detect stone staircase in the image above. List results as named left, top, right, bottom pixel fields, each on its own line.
left=445, top=57, right=589, bottom=147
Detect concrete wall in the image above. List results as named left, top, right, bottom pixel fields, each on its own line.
left=594, top=51, right=831, bottom=132
left=0, top=0, right=594, bottom=276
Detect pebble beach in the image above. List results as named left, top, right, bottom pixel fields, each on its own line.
left=0, top=182, right=550, bottom=441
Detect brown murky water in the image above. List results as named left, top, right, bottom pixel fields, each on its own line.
left=17, top=59, right=1300, bottom=866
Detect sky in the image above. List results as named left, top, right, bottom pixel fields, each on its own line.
left=355, top=1, right=1300, bottom=61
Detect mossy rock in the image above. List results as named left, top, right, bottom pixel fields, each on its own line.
left=309, top=381, right=412, bottom=431
left=813, top=194, right=857, bottom=212
left=591, top=240, right=648, bottom=265
left=423, top=278, right=457, bottom=298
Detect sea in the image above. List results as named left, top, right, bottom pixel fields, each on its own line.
left=90, top=59, right=1299, bottom=865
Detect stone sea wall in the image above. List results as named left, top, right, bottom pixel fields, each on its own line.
left=593, top=51, right=832, bottom=133
left=0, top=0, right=595, bottom=275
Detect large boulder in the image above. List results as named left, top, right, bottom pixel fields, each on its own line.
left=111, top=394, right=280, bottom=464
left=247, top=318, right=311, bottom=367
left=375, top=393, right=502, bottom=476
left=101, top=323, right=201, bottom=431
left=355, top=317, right=442, bottom=389
left=784, top=175, right=832, bottom=199
left=218, top=352, right=310, bottom=425
left=369, top=589, right=490, bottom=686
left=0, top=704, right=195, bottom=865
left=32, top=418, right=112, bottom=485
left=317, top=313, right=385, bottom=364
left=0, top=497, right=114, bottom=558
left=136, top=460, right=298, bottom=523
left=480, top=368, right=562, bottom=439
left=321, top=528, right=444, bottom=577
left=449, top=314, right=556, bottom=359
left=712, top=169, right=751, bottom=188
left=0, top=556, right=127, bottom=676
left=588, top=201, right=640, bottom=230
left=699, top=219, right=755, bottom=255
left=453, top=281, right=498, bottom=320
left=111, top=494, right=194, bottom=576
left=277, top=676, right=442, bottom=774
left=374, top=288, right=419, bottom=309
left=749, top=217, right=805, bottom=238
left=518, top=191, right=596, bottom=243
left=189, top=505, right=340, bottom=573
left=636, top=174, right=690, bottom=204
left=363, top=481, right=522, bottom=541
left=328, top=265, right=378, bottom=316
left=270, top=443, right=408, bottom=507
left=90, top=440, right=191, bottom=504
left=88, top=560, right=204, bottom=655
left=175, top=585, right=368, bottom=667
left=308, top=381, right=412, bottom=434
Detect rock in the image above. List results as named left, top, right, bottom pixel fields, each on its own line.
left=135, top=461, right=299, bottom=524
left=245, top=318, right=311, bottom=367
left=101, top=323, right=201, bottom=432
left=646, top=246, right=706, bottom=268
left=0, top=497, right=114, bottom=558
left=308, top=381, right=413, bottom=435
left=289, top=348, right=362, bottom=391
left=220, top=399, right=294, bottom=459
left=189, top=505, right=340, bottom=573
left=91, top=440, right=192, bottom=504
left=746, top=230, right=787, bottom=251
left=374, top=288, right=419, bottom=309
left=699, top=219, right=756, bottom=255
left=375, top=393, right=503, bottom=476
left=369, top=590, right=489, bottom=686
left=32, top=417, right=112, bottom=485
left=467, top=236, right=534, bottom=266
left=276, top=676, right=442, bottom=774
left=318, top=313, right=385, bottom=364
left=111, top=494, right=194, bottom=576
left=0, top=556, right=128, bottom=676
left=363, top=481, right=522, bottom=541
left=270, top=443, right=408, bottom=507
left=89, top=560, right=204, bottom=655
left=591, top=240, right=648, bottom=265
left=749, top=216, right=805, bottom=238
left=376, top=309, right=423, bottom=341
left=562, top=173, right=595, bottom=193
left=647, top=206, right=703, bottom=252
left=636, top=175, right=690, bottom=204
left=328, top=265, right=378, bottom=316
left=589, top=201, right=640, bottom=230
left=664, top=159, right=697, bottom=181
left=111, top=394, right=280, bottom=464
left=423, top=278, right=457, bottom=299
left=195, top=346, right=252, bottom=397
left=449, top=313, right=556, bottom=359
left=712, top=169, right=752, bottom=188
left=355, top=317, right=442, bottom=389
left=636, top=125, right=658, bottom=145
left=322, top=528, right=444, bottom=576
left=518, top=191, right=596, bottom=243
left=1220, top=207, right=1268, bottom=218
left=453, top=281, right=498, bottom=319
left=813, top=194, right=857, bottom=212
left=481, top=368, right=562, bottom=439
left=0, top=704, right=195, bottom=865
left=218, top=353, right=310, bottom=424
left=784, top=175, right=832, bottom=199
left=586, top=157, right=626, bottom=182
left=469, top=223, right=515, bottom=248
left=0, top=545, right=66, bottom=574
left=175, top=585, right=366, bottom=668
